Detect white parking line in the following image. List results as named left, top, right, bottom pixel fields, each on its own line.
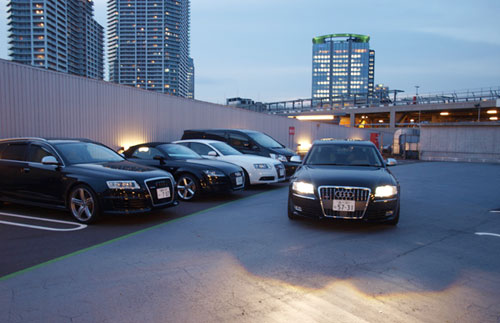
left=0, top=212, right=87, bottom=232
left=475, top=232, right=500, bottom=238
left=490, top=210, right=500, bottom=213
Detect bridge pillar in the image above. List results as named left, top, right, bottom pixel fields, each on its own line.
left=350, top=113, right=355, bottom=127
left=390, top=109, right=396, bottom=128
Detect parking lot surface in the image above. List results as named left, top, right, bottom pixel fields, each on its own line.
left=1, top=162, right=500, bottom=322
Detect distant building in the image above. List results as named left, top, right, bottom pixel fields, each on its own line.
left=108, top=0, right=194, bottom=98
left=374, top=84, right=391, bottom=102
left=312, top=33, right=374, bottom=101
left=226, top=97, right=266, bottom=112
left=187, top=57, right=195, bottom=99
left=7, top=0, right=104, bottom=79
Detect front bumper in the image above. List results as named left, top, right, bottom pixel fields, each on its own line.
left=200, top=172, right=245, bottom=193
left=248, top=164, right=286, bottom=185
left=289, top=192, right=399, bottom=222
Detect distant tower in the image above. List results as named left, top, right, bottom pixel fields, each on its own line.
left=312, top=34, right=374, bottom=101
left=187, top=57, right=195, bottom=99
left=108, top=0, right=194, bottom=97
left=7, top=0, right=104, bottom=79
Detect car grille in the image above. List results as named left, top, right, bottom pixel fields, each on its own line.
left=319, top=186, right=371, bottom=219
left=145, top=177, right=174, bottom=206
left=230, top=171, right=244, bottom=189
left=112, top=198, right=148, bottom=210
left=275, top=164, right=285, bottom=179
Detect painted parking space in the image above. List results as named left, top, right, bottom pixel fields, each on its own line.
left=0, top=212, right=87, bottom=231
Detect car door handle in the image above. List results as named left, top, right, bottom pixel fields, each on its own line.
left=21, top=167, right=30, bottom=173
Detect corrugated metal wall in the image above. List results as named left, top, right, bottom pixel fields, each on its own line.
left=0, top=59, right=376, bottom=150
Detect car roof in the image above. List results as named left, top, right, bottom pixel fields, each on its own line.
left=0, top=137, right=96, bottom=144
left=177, top=139, right=225, bottom=145
left=313, top=139, right=375, bottom=147
left=184, top=129, right=256, bottom=133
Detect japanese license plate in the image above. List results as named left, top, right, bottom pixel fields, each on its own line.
left=236, top=176, right=243, bottom=186
left=157, top=187, right=171, bottom=199
left=333, top=200, right=355, bottom=212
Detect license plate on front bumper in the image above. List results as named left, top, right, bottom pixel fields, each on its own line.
left=236, top=176, right=243, bottom=186
left=279, top=169, right=285, bottom=177
left=333, top=200, right=355, bottom=212
left=157, top=187, right=171, bottom=199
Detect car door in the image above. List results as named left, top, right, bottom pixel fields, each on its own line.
left=21, top=143, right=66, bottom=206
left=0, top=142, right=29, bottom=201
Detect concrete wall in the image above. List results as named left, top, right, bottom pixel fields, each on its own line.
left=0, top=59, right=383, bottom=151
left=420, top=123, right=500, bottom=163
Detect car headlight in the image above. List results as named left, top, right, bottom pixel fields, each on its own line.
left=292, top=181, right=315, bottom=195
left=203, top=169, right=225, bottom=177
left=374, top=185, right=397, bottom=198
left=106, top=180, right=140, bottom=190
left=270, top=153, right=287, bottom=162
left=254, top=163, right=270, bottom=169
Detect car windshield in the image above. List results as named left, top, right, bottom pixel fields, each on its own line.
left=305, top=144, right=383, bottom=167
left=210, top=142, right=242, bottom=156
left=159, top=144, right=201, bottom=160
left=55, top=142, right=124, bottom=164
left=246, top=132, right=283, bottom=149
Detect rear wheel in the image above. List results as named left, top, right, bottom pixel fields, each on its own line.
left=176, top=174, right=200, bottom=201
left=68, top=184, right=100, bottom=224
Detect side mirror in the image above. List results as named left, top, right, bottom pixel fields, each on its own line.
left=290, top=155, right=301, bottom=163
left=386, top=158, right=397, bottom=166
left=207, top=151, right=218, bottom=157
left=41, top=156, right=60, bottom=166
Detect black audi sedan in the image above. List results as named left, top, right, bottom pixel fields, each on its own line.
left=0, top=138, right=178, bottom=224
left=288, top=140, right=400, bottom=225
left=123, top=143, right=245, bottom=201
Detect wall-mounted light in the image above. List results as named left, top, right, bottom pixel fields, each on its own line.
left=440, top=112, right=450, bottom=116
left=296, top=115, right=334, bottom=121
left=410, top=119, right=415, bottom=123
left=378, top=119, right=384, bottom=123
left=487, top=110, right=497, bottom=114
left=490, top=116, right=498, bottom=121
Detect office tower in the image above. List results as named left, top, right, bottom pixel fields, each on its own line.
left=312, top=33, right=374, bottom=101
left=108, top=0, right=193, bottom=97
left=7, top=0, right=104, bottom=79
left=187, top=57, right=194, bottom=99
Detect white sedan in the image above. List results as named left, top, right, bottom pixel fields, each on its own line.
left=174, top=139, right=286, bottom=185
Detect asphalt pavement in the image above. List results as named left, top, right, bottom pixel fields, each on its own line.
left=1, top=162, right=500, bottom=322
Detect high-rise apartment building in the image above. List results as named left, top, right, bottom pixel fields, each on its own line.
left=7, top=0, right=104, bottom=79
left=186, top=57, right=195, bottom=99
left=108, top=0, right=193, bottom=98
left=312, top=34, right=374, bottom=101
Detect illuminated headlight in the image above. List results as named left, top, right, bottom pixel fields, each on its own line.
left=292, top=181, right=315, bottom=195
left=106, top=180, right=140, bottom=190
left=270, top=153, right=287, bottom=162
left=374, top=185, right=398, bottom=198
left=203, top=170, right=225, bottom=177
left=254, top=163, right=270, bottom=169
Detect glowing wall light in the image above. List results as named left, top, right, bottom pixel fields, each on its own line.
left=296, top=115, right=334, bottom=121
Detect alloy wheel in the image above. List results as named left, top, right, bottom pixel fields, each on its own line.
left=177, top=175, right=197, bottom=200
left=70, top=187, right=96, bottom=222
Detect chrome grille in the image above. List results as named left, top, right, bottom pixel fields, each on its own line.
left=318, top=186, right=371, bottom=219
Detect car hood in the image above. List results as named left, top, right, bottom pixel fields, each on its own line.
left=220, top=155, right=281, bottom=166
left=269, top=146, right=297, bottom=157
left=184, top=158, right=242, bottom=173
left=69, top=160, right=170, bottom=180
left=294, top=165, right=397, bottom=188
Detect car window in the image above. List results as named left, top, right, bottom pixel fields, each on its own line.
left=158, top=144, right=201, bottom=160
left=246, top=132, right=283, bottom=149
left=189, top=143, right=216, bottom=156
left=210, top=142, right=242, bottom=156
left=228, top=133, right=252, bottom=149
left=1, top=143, right=28, bottom=161
left=305, top=144, right=383, bottom=167
left=55, top=142, right=124, bottom=164
left=131, top=146, right=163, bottom=160
left=28, top=144, right=55, bottom=163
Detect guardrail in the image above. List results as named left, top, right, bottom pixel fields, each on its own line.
left=255, top=86, right=500, bottom=115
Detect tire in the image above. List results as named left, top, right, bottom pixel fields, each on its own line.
left=288, top=196, right=299, bottom=220
left=68, top=184, right=101, bottom=224
left=387, top=205, right=400, bottom=226
left=243, top=169, right=251, bottom=189
left=176, top=174, right=200, bottom=201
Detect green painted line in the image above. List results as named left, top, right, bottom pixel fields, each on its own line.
left=0, top=186, right=287, bottom=282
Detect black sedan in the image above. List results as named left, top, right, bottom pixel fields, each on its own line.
left=288, top=140, right=400, bottom=225
left=0, top=138, right=178, bottom=224
left=123, top=143, right=245, bottom=201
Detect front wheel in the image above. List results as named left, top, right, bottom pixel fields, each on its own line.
left=176, top=174, right=200, bottom=201
left=68, top=184, right=101, bottom=224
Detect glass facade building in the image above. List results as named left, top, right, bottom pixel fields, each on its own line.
left=108, top=0, right=193, bottom=98
left=7, top=0, right=104, bottom=79
left=312, top=34, right=374, bottom=101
